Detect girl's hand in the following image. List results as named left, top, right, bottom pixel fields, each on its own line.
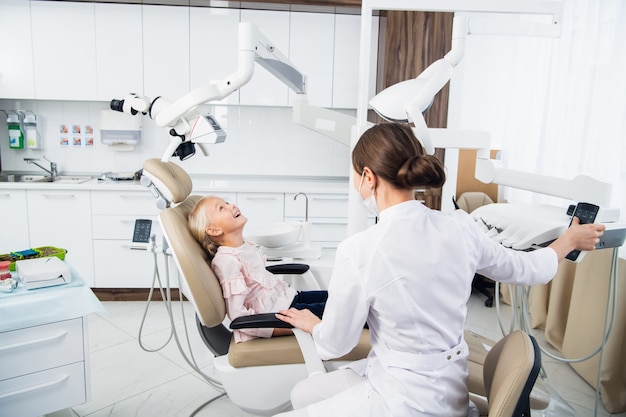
left=276, top=308, right=321, bottom=334
left=549, top=217, right=605, bottom=261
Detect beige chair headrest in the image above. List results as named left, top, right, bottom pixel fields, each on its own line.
left=142, top=158, right=193, bottom=205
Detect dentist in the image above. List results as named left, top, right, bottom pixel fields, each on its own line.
left=275, top=123, right=604, bottom=417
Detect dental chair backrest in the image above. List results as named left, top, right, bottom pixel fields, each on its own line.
left=142, top=158, right=229, bottom=354
left=484, top=330, right=541, bottom=417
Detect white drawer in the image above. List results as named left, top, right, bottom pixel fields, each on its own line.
left=93, top=240, right=173, bottom=288
left=192, top=191, right=237, bottom=204
left=0, top=361, right=87, bottom=417
left=238, top=192, right=284, bottom=231
left=285, top=193, right=349, bottom=218
left=92, top=214, right=161, bottom=240
left=0, top=318, right=84, bottom=381
left=91, top=190, right=161, bottom=215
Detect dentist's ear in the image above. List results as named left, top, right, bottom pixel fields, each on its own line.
left=363, top=167, right=377, bottom=190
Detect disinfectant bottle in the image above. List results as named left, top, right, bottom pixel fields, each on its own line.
left=7, top=111, right=24, bottom=149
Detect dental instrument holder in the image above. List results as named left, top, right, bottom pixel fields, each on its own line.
left=475, top=202, right=626, bottom=417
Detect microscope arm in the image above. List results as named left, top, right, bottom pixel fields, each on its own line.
left=111, top=22, right=306, bottom=161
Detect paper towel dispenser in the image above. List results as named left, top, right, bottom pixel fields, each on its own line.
left=100, top=109, right=142, bottom=149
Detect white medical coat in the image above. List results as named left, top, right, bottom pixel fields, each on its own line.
left=309, top=200, right=557, bottom=417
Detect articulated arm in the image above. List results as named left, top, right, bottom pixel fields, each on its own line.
left=110, top=22, right=306, bottom=162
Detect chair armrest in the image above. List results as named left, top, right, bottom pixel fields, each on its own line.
left=230, top=313, right=294, bottom=329
left=265, top=263, right=310, bottom=275
left=229, top=314, right=326, bottom=376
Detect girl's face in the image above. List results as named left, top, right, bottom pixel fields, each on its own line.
left=204, top=197, right=247, bottom=237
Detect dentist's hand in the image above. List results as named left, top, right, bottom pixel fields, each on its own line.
left=549, top=217, right=605, bottom=261
left=276, top=308, right=321, bottom=334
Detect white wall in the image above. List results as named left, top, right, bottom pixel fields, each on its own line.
left=0, top=99, right=351, bottom=178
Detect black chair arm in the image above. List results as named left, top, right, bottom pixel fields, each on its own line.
left=265, top=263, right=309, bottom=275
left=230, top=313, right=294, bottom=329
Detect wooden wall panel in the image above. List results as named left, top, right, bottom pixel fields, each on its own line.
left=377, top=11, right=454, bottom=210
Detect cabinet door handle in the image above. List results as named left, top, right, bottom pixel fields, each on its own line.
left=310, top=221, right=348, bottom=226
left=0, top=374, right=70, bottom=400
left=120, top=194, right=154, bottom=200
left=0, top=331, right=68, bottom=352
left=41, top=193, right=76, bottom=199
left=243, top=196, right=279, bottom=201
left=310, top=197, right=348, bottom=202
left=0, top=193, right=11, bottom=198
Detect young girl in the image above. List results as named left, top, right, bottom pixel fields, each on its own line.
left=188, top=195, right=327, bottom=343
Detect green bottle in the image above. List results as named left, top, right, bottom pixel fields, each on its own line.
left=7, top=114, right=24, bottom=149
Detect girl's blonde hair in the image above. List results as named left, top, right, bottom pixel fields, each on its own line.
left=188, top=197, right=220, bottom=258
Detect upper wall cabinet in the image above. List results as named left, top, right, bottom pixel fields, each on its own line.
left=95, top=3, right=143, bottom=101
left=239, top=9, right=291, bottom=106
left=189, top=7, right=240, bottom=105
left=5, top=2, right=374, bottom=109
left=31, top=1, right=98, bottom=100
left=142, top=5, right=190, bottom=101
left=0, top=0, right=35, bottom=99
left=288, top=12, right=335, bottom=108
left=333, top=14, right=379, bottom=109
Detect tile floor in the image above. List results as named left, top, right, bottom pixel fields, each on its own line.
left=46, top=293, right=625, bottom=417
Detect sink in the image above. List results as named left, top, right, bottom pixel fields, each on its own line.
left=53, top=175, right=94, bottom=184
left=0, top=174, right=94, bottom=184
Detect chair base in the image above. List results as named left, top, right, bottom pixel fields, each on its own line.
left=214, top=355, right=309, bottom=416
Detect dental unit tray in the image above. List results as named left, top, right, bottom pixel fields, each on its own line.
left=16, top=256, right=72, bottom=289
left=471, top=203, right=626, bottom=253
left=471, top=204, right=570, bottom=251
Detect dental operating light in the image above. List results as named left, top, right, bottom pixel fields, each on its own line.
left=110, top=22, right=306, bottom=162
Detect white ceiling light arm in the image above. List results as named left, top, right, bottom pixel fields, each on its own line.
left=110, top=22, right=306, bottom=162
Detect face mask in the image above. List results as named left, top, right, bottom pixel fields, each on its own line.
left=359, top=170, right=379, bottom=217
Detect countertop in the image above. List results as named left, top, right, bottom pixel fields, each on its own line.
left=0, top=173, right=351, bottom=194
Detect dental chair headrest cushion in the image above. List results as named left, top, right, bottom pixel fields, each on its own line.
left=142, top=158, right=193, bottom=205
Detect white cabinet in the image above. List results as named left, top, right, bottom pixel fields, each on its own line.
left=238, top=192, right=284, bottom=234
left=332, top=14, right=379, bottom=109
left=288, top=12, right=335, bottom=108
left=0, top=189, right=29, bottom=253
left=95, top=3, right=144, bottom=101
left=0, top=318, right=91, bottom=416
left=0, top=0, right=35, bottom=99
left=142, top=4, right=190, bottom=101
left=30, top=1, right=97, bottom=100
left=285, top=192, right=350, bottom=248
left=91, top=190, right=164, bottom=288
left=239, top=9, right=291, bottom=106
left=190, top=7, right=240, bottom=105
left=27, top=190, right=94, bottom=286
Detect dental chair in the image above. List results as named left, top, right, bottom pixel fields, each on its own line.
left=141, top=158, right=371, bottom=416
left=469, top=330, right=541, bottom=417
left=141, top=158, right=539, bottom=415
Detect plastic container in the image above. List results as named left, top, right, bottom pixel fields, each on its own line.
left=0, top=246, right=67, bottom=271
left=0, top=260, right=11, bottom=280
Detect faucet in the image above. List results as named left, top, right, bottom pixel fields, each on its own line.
left=294, top=192, right=309, bottom=221
left=24, top=155, right=58, bottom=178
left=294, top=192, right=311, bottom=247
